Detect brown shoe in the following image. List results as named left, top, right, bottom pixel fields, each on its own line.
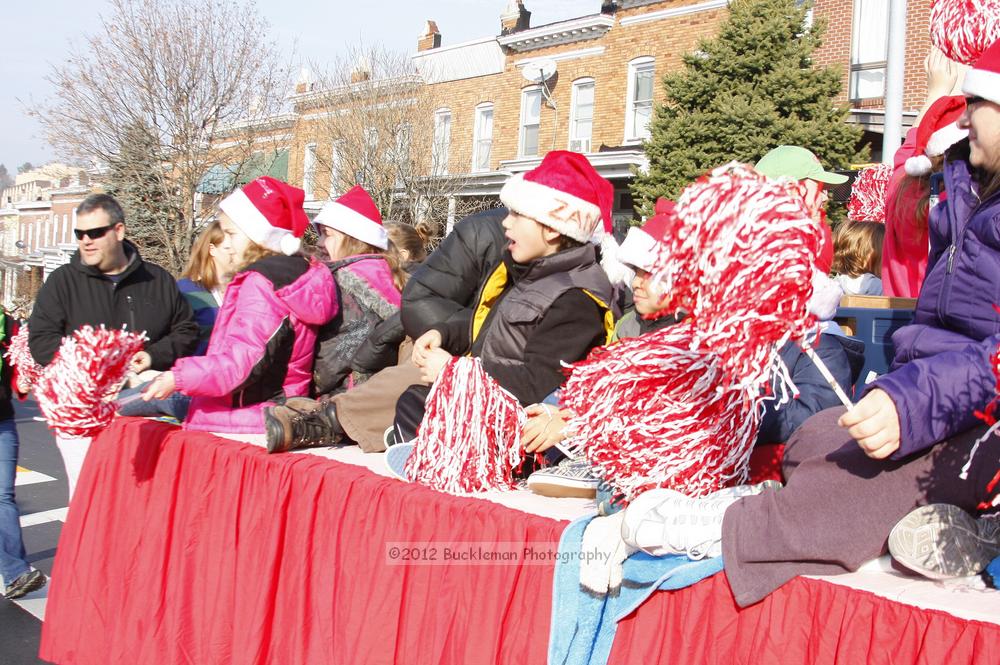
left=265, top=399, right=344, bottom=454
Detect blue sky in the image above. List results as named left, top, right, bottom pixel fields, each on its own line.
left=0, top=0, right=591, bottom=173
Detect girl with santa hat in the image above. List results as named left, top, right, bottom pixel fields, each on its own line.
left=142, top=176, right=336, bottom=434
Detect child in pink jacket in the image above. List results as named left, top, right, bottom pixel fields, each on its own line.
left=142, top=177, right=336, bottom=433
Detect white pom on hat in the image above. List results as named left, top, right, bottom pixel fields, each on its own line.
left=279, top=234, right=302, bottom=256
left=904, top=154, right=934, bottom=177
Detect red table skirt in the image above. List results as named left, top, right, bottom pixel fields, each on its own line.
left=40, top=418, right=1000, bottom=665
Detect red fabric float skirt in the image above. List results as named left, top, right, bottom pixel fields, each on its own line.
left=39, top=418, right=1000, bottom=664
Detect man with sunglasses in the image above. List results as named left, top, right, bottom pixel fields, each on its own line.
left=27, top=193, right=198, bottom=497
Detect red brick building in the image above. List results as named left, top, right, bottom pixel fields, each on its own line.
left=240, top=1, right=934, bottom=229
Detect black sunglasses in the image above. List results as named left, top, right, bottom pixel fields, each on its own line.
left=74, top=224, right=118, bottom=241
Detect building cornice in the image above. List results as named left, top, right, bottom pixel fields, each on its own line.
left=289, top=75, right=424, bottom=110
left=498, top=15, right=615, bottom=52
left=619, top=0, right=728, bottom=26
left=500, top=149, right=647, bottom=179
left=513, top=46, right=606, bottom=67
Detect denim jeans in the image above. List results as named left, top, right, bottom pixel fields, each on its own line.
left=0, top=417, right=29, bottom=584
left=116, top=383, right=190, bottom=422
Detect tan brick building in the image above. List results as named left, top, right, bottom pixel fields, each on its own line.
left=224, top=0, right=934, bottom=231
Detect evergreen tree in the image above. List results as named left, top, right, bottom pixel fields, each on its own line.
left=0, top=164, right=12, bottom=191
left=631, top=0, right=865, bottom=215
left=17, top=162, right=34, bottom=175
left=105, top=123, right=185, bottom=272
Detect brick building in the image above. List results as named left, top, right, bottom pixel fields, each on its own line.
left=0, top=167, right=96, bottom=313
left=222, top=0, right=934, bottom=230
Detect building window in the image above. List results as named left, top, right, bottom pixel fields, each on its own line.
left=625, top=57, right=655, bottom=143
left=569, top=79, right=595, bottom=153
left=519, top=87, right=542, bottom=157
left=472, top=103, right=494, bottom=172
left=302, top=143, right=317, bottom=200
left=849, top=0, right=889, bottom=100
left=432, top=109, right=451, bottom=176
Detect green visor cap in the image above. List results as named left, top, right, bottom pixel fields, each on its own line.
left=755, top=145, right=848, bottom=184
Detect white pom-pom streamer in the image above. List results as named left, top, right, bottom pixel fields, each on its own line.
left=5, top=324, right=42, bottom=388
left=930, top=0, right=1000, bottom=65
left=406, top=357, right=528, bottom=495
left=34, top=325, right=147, bottom=438
left=848, top=164, right=893, bottom=223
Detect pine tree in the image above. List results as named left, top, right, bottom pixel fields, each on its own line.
left=105, top=123, right=185, bottom=272
left=631, top=0, right=865, bottom=215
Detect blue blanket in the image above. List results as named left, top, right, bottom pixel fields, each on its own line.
left=548, top=515, right=723, bottom=665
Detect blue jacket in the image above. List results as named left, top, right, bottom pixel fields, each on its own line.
left=870, top=153, right=1000, bottom=458
left=758, top=333, right=865, bottom=444
left=177, top=278, right=220, bottom=356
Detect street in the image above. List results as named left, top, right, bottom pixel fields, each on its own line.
left=1, top=399, right=67, bottom=665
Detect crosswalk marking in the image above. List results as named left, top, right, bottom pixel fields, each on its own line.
left=12, top=583, right=48, bottom=620
left=20, top=507, right=68, bottom=528
left=15, top=466, right=56, bottom=487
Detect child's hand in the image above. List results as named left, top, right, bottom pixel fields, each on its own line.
left=418, top=348, right=452, bottom=384
left=521, top=403, right=569, bottom=453
left=412, top=329, right=443, bottom=368
left=838, top=389, right=901, bottom=459
left=925, top=47, right=960, bottom=98
left=142, top=371, right=176, bottom=401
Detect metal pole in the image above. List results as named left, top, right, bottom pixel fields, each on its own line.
left=882, top=0, right=908, bottom=164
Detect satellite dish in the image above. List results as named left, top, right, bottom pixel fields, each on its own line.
left=520, top=58, right=557, bottom=84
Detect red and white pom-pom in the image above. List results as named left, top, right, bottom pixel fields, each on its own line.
left=34, top=325, right=147, bottom=438
left=848, top=164, right=893, bottom=223
left=4, top=324, right=42, bottom=388
left=561, top=324, right=766, bottom=500
left=560, top=164, right=822, bottom=500
left=651, top=162, right=821, bottom=388
left=930, top=0, right=1000, bottom=65
left=405, top=357, right=527, bottom=495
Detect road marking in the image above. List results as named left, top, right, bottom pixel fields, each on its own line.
left=19, top=507, right=68, bottom=528
left=15, top=467, right=56, bottom=486
left=12, top=582, right=48, bottom=620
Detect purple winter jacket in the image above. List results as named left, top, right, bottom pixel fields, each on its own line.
left=870, top=156, right=1000, bottom=459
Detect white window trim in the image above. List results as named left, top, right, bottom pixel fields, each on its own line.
left=519, top=86, right=543, bottom=158
left=848, top=0, right=889, bottom=100
left=329, top=140, right=344, bottom=197
left=472, top=102, right=494, bottom=172
left=569, top=78, right=595, bottom=153
left=624, top=56, right=655, bottom=144
left=432, top=108, right=452, bottom=176
left=302, top=142, right=318, bottom=200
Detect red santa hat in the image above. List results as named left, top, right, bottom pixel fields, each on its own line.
left=499, top=151, right=614, bottom=243
left=314, top=185, right=388, bottom=250
left=904, top=95, right=969, bottom=176
left=963, top=38, right=1000, bottom=105
left=616, top=198, right=675, bottom=273
left=219, top=176, right=309, bottom=256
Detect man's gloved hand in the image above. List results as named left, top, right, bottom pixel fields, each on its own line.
left=578, top=512, right=637, bottom=596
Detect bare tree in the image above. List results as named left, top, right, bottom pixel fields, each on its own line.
left=29, top=0, right=291, bottom=273
left=296, top=45, right=491, bottom=246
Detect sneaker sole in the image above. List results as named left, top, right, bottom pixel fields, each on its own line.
left=888, top=504, right=1000, bottom=579
left=525, top=480, right=597, bottom=499
left=384, top=443, right=414, bottom=481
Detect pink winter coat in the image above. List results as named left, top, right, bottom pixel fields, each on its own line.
left=173, top=256, right=336, bottom=433
left=882, top=128, right=929, bottom=298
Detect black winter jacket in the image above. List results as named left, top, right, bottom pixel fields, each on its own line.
left=28, top=241, right=199, bottom=370
left=400, top=207, right=508, bottom=353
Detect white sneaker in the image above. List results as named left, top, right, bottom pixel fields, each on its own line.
left=621, top=488, right=740, bottom=559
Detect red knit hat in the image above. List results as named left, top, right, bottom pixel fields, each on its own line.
left=219, top=176, right=309, bottom=255
left=963, top=38, right=1000, bottom=104
left=314, top=185, right=388, bottom=250
left=499, top=151, right=614, bottom=242
left=904, top=95, right=968, bottom=176
left=616, top=198, right=675, bottom=272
